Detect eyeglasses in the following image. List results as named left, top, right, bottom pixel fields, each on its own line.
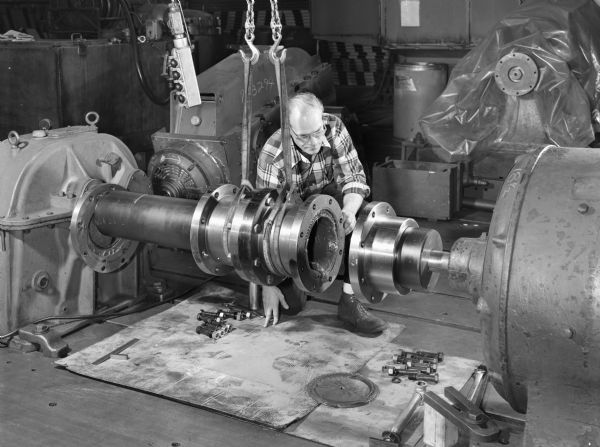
left=290, top=124, right=326, bottom=144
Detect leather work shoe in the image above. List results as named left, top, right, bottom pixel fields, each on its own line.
left=337, top=293, right=388, bottom=334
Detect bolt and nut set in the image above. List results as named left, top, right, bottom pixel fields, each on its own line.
left=382, top=349, right=444, bottom=384
left=195, top=307, right=254, bottom=340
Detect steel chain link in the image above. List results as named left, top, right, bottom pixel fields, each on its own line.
left=244, top=0, right=256, bottom=43
left=269, top=0, right=282, bottom=42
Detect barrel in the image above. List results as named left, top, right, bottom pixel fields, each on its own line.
left=393, top=62, right=448, bottom=141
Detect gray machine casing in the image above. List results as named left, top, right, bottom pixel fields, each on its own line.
left=0, top=126, right=148, bottom=333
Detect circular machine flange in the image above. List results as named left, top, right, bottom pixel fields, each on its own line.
left=494, top=52, right=539, bottom=97
left=349, top=202, right=417, bottom=303
left=70, top=183, right=139, bottom=273
left=229, top=188, right=285, bottom=285
left=306, top=372, right=379, bottom=408
left=279, top=194, right=345, bottom=293
left=190, top=184, right=238, bottom=276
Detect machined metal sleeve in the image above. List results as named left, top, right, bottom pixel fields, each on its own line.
left=189, top=186, right=345, bottom=292
left=93, top=190, right=197, bottom=250
left=349, top=202, right=446, bottom=303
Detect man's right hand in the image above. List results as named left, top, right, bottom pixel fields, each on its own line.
left=262, top=285, right=290, bottom=327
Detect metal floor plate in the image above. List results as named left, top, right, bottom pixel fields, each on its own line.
left=306, top=372, right=379, bottom=408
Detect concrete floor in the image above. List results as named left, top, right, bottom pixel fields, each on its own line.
left=0, top=214, right=494, bottom=447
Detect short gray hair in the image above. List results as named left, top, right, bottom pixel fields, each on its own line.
left=288, top=92, right=324, bottom=118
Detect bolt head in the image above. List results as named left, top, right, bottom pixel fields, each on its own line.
left=578, top=203, right=590, bottom=214
left=563, top=327, right=575, bottom=339
left=34, top=324, right=49, bottom=334
left=508, top=66, right=524, bottom=81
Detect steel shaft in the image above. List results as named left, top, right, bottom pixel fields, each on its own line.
left=72, top=183, right=345, bottom=294
left=93, top=190, right=197, bottom=250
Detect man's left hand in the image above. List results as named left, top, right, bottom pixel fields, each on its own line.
left=341, top=209, right=357, bottom=235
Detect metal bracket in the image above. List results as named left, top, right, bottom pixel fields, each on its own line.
left=423, top=386, right=500, bottom=442
left=18, top=324, right=69, bottom=358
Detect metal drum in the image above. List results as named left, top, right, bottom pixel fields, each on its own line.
left=393, top=62, right=447, bottom=141
left=445, top=146, right=600, bottom=415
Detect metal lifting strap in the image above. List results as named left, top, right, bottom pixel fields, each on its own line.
left=239, top=0, right=260, bottom=187
left=268, top=0, right=294, bottom=192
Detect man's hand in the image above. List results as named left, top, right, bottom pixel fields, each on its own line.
left=262, top=285, right=289, bottom=327
left=342, top=192, right=363, bottom=235
left=341, top=209, right=357, bottom=235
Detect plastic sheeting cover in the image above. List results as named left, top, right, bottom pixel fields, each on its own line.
left=419, top=0, right=600, bottom=161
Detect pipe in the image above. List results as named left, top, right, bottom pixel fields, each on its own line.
left=381, top=381, right=427, bottom=443
left=93, top=190, right=197, bottom=250
left=248, top=282, right=260, bottom=311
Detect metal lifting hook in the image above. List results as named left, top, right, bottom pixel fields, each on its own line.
left=268, top=34, right=286, bottom=65
left=239, top=39, right=260, bottom=66
left=268, top=0, right=285, bottom=64
left=239, top=0, right=260, bottom=65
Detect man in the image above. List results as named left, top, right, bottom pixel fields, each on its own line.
left=256, top=92, right=387, bottom=334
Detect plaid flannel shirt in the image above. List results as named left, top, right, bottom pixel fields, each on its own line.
left=256, top=113, right=370, bottom=200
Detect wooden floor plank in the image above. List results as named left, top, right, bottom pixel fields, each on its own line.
left=1, top=283, right=484, bottom=447
left=0, top=348, right=325, bottom=447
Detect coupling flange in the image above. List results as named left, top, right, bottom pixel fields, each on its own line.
left=273, top=194, right=345, bottom=293
left=229, top=188, right=286, bottom=285
left=70, top=183, right=139, bottom=273
left=190, top=184, right=238, bottom=276
left=349, top=202, right=445, bottom=303
left=189, top=187, right=345, bottom=293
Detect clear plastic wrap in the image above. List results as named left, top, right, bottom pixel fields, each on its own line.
left=419, top=0, right=600, bottom=161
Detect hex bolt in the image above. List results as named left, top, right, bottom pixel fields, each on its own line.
left=393, top=351, right=440, bottom=364
left=409, top=373, right=439, bottom=384
left=415, top=350, right=444, bottom=362
left=34, top=324, right=50, bottom=334
left=508, top=66, right=524, bottom=82
left=578, top=203, right=590, bottom=214
left=563, top=327, right=575, bottom=339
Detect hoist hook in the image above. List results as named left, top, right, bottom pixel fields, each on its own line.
left=239, top=39, right=260, bottom=66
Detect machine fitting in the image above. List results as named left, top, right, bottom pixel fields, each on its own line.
left=70, top=183, right=344, bottom=294
left=348, top=202, right=448, bottom=303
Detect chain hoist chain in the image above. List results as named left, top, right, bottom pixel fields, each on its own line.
left=244, top=0, right=256, bottom=43
left=269, top=0, right=282, bottom=42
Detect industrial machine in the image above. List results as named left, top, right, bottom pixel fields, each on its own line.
left=350, top=144, right=600, bottom=445
left=146, top=19, right=333, bottom=285
left=0, top=115, right=150, bottom=335
left=1, top=2, right=598, bottom=445
left=2, top=114, right=596, bottom=443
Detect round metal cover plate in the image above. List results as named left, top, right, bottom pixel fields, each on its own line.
left=494, top=52, right=539, bottom=96
left=306, top=373, right=379, bottom=408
